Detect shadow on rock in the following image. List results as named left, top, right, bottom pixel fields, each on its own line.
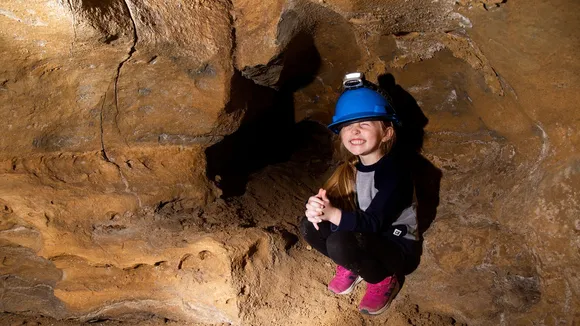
left=378, top=74, right=442, bottom=276
left=205, top=32, right=322, bottom=197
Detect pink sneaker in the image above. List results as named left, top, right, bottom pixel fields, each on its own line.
left=328, top=265, right=363, bottom=295
left=358, top=274, right=400, bottom=315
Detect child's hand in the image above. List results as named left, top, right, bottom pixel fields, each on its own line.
left=318, top=189, right=342, bottom=226
left=305, top=189, right=326, bottom=230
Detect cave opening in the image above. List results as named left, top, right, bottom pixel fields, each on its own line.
left=205, top=32, right=334, bottom=198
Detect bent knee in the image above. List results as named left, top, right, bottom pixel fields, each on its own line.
left=326, top=231, right=358, bottom=259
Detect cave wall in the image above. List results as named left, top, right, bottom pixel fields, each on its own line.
left=0, top=0, right=240, bottom=321
left=0, top=0, right=578, bottom=324
left=0, top=0, right=235, bottom=257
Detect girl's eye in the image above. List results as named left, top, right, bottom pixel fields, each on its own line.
left=360, top=122, right=370, bottom=127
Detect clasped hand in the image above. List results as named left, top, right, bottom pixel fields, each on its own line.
left=305, top=188, right=340, bottom=230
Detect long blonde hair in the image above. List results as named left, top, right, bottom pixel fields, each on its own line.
left=323, top=121, right=396, bottom=210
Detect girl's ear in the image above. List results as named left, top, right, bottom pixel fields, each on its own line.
left=381, top=126, right=394, bottom=143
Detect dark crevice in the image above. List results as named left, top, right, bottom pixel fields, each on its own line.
left=206, top=32, right=322, bottom=197
left=102, top=33, right=120, bottom=44
left=483, top=0, right=507, bottom=10
left=393, top=31, right=413, bottom=36
left=177, top=254, right=191, bottom=270
left=226, top=0, right=237, bottom=62
left=123, top=263, right=146, bottom=271
left=99, top=92, right=111, bottom=162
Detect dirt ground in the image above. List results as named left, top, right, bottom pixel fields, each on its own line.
left=0, top=300, right=464, bottom=326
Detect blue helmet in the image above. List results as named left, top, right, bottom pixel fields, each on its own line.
left=328, top=87, right=400, bottom=134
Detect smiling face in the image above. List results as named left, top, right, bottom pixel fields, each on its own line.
left=339, top=120, right=394, bottom=165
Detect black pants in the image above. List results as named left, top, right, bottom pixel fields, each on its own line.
left=299, top=217, right=419, bottom=284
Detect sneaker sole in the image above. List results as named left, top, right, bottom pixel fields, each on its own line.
left=359, top=280, right=400, bottom=315
left=333, top=276, right=363, bottom=295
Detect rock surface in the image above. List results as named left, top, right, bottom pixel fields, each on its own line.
left=0, top=0, right=578, bottom=325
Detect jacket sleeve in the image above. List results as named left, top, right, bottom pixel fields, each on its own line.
left=331, top=158, right=412, bottom=233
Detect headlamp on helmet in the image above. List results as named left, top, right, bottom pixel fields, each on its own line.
left=327, top=72, right=401, bottom=133
left=342, top=72, right=365, bottom=89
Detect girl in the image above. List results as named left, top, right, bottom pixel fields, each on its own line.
left=300, top=73, right=419, bottom=315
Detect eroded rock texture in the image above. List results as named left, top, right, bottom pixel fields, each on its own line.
left=0, top=0, right=578, bottom=325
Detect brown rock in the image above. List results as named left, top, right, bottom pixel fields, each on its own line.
left=0, top=0, right=579, bottom=325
